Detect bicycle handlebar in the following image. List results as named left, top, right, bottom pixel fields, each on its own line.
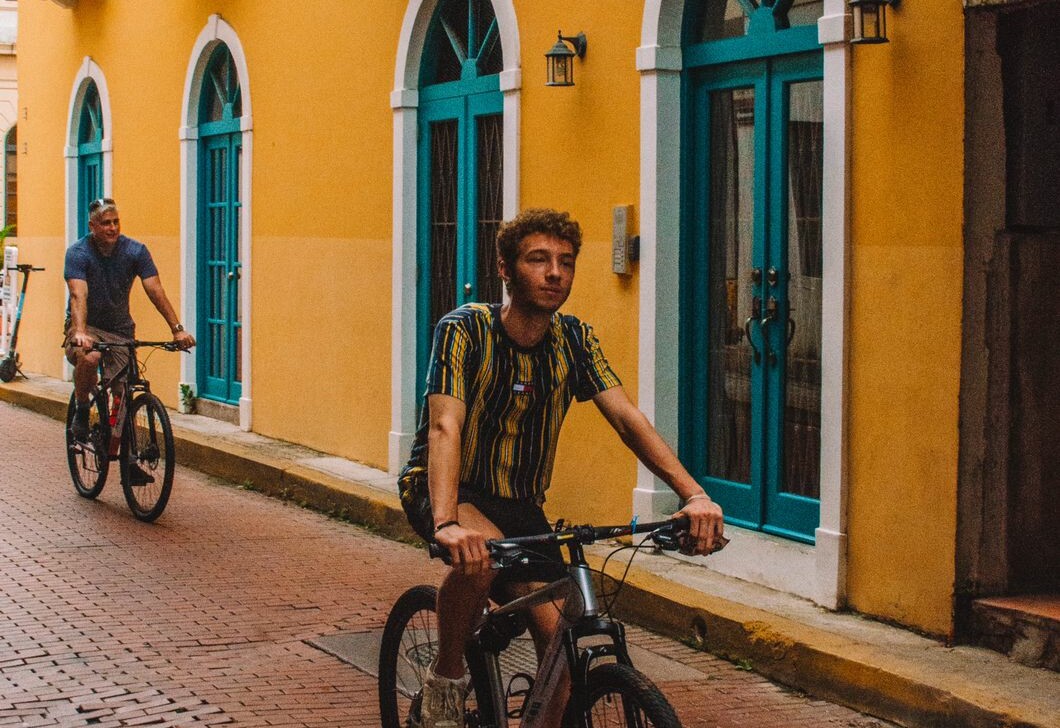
left=91, top=340, right=181, bottom=353
left=428, top=515, right=711, bottom=565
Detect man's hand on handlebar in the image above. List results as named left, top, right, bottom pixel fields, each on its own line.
left=173, top=330, right=196, bottom=351
left=434, top=522, right=492, bottom=575
left=69, top=331, right=96, bottom=350
left=676, top=495, right=727, bottom=556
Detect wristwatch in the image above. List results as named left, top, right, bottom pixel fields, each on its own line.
left=172, top=323, right=185, bottom=333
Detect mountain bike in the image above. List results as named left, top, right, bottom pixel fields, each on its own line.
left=65, top=340, right=181, bottom=522
left=379, top=515, right=723, bottom=727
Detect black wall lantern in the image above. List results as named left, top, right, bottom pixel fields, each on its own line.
left=850, top=0, right=900, bottom=44
left=545, top=31, right=587, bottom=87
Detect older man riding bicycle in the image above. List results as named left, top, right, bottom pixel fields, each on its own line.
left=64, top=198, right=195, bottom=468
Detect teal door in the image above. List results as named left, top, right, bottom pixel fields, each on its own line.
left=77, top=82, right=104, bottom=237
left=416, top=0, right=504, bottom=385
left=196, top=45, right=243, bottom=404
left=682, top=1, right=824, bottom=542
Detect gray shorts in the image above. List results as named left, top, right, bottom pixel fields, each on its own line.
left=64, top=325, right=131, bottom=384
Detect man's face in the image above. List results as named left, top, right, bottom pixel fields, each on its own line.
left=500, top=233, right=576, bottom=314
left=89, top=209, right=121, bottom=246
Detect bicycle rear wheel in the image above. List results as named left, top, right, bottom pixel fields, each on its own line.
left=120, top=393, right=175, bottom=522
left=66, top=391, right=110, bottom=498
left=378, top=585, right=491, bottom=728
left=571, top=663, right=682, bottom=728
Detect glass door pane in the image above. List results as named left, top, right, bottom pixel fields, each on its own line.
left=429, top=120, right=459, bottom=330
left=706, top=87, right=756, bottom=486
left=475, top=113, right=503, bottom=304
left=232, top=138, right=243, bottom=390
left=782, top=79, right=823, bottom=500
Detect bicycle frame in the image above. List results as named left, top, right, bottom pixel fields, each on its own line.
left=466, top=539, right=636, bottom=728
left=92, top=341, right=172, bottom=460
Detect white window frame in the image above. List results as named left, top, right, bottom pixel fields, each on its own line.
left=179, top=15, right=254, bottom=430
left=637, top=0, right=851, bottom=608
left=389, top=0, right=522, bottom=473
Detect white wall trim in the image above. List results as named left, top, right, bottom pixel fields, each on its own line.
left=180, top=15, right=254, bottom=430
left=65, top=57, right=113, bottom=250
left=639, top=0, right=850, bottom=608
left=389, top=0, right=521, bottom=474
left=63, top=57, right=114, bottom=381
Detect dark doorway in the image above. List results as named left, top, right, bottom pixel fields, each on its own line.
left=959, top=0, right=1060, bottom=669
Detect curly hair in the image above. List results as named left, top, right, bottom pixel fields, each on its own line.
left=495, top=208, right=582, bottom=264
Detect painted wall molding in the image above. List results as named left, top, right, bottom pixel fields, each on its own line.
left=179, top=14, right=254, bottom=430
left=389, top=0, right=522, bottom=474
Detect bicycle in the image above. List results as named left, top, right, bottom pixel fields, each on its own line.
left=65, top=339, right=182, bottom=522
left=379, top=515, right=721, bottom=727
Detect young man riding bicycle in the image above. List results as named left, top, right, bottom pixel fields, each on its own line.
left=64, top=198, right=195, bottom=479
left=398, top=208, right=725, bottom=728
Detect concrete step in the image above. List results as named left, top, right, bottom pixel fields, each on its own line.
left=971, top=595, right=1060, bottom=671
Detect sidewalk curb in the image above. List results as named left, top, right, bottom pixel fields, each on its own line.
left=3, top=381, right=1055, bottom=728
left=598, top=564, right=1043, bottom=728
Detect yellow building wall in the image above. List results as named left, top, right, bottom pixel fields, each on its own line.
left=515, top=3, right=646, bottom=525
left=846, top=2, right=965, bottom=636
left=14, top=0, right=646, bottom=497
left=16, top=0, right=967, bottom=637
left=15, top=2, right=406, bottom=468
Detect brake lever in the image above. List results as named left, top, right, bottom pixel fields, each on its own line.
left=649, top=528, right=685, bottom=552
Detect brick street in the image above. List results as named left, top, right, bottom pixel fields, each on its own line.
left=0, top=401, right=894, bottom=727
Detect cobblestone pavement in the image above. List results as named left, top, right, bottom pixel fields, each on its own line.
left=0, top=401, right=895, bottom=727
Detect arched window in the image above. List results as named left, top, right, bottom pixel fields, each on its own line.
left=76, top=82, right=104, bottom=236
left=3, top=125, right=15, bottom=233
left=417, top=0, right=505, bottom=385
left=196, top=43, right=243, bottom=405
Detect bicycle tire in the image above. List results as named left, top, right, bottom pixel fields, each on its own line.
left=378, top=585, right=492, bottom=728
left=66, top=390, right=110, bottom=498
left=0, top=356, right=15, bottom=382
left=120, top=393, right=174, bottom=522
left=568, top=662, right=682, bottom=728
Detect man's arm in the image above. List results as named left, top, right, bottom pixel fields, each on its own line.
left=141, top=276, right=195, bottom=349
left=427, top=393, right=490, bottom=567
left=593, top=386, right=726, bottom=554
left=66, top=278, right=94, bottom=349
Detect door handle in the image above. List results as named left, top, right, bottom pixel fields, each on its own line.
left=744, top=296, right=762, bottom=364
left=760, top=296, right=778, bottom=365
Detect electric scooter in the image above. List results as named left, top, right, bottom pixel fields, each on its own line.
left=0, top=263, right=45, bottom=382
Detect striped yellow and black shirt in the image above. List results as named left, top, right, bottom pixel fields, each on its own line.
left=402, top=303, right=621, bottom=500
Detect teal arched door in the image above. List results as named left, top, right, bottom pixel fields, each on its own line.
left=681, top=0, right=824, bottom=542
left=196, top=45, right=243, bottom=404
left=77, top=82, right=104, bottom=237
left=416, top=0, right=505, bottom=387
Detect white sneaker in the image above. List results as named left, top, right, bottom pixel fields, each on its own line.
left=416, top=667, right=468, bottom=728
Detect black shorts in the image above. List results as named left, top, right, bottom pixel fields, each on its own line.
left=397, top=473, right=566, bottom=586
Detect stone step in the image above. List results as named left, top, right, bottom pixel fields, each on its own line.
left=970, top=594, right=1060, bottom=671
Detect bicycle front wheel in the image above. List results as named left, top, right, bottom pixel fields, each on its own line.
left=66, top=391, right=110, bottom=498
left=571, top=663, right=682, bottom=728
left=378, top=585, right=491, bottom=728
left=120, top=393, right=175, bottom=522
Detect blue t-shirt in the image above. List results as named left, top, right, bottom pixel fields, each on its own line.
left=64, top=234, right=159, bottom=337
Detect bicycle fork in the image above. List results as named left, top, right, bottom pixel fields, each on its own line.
left=470, top=560, right=634, bottom=728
